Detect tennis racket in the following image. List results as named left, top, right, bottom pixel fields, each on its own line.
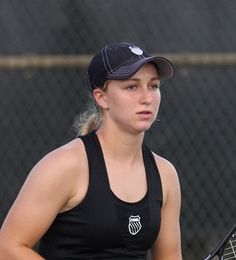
left=203, top=224, right=236, bottom=260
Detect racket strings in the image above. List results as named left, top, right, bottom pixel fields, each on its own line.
left=223, top=235, right=236, bottom=260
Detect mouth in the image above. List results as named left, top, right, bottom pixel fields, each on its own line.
left=136, top=111, right=152, bottom=115
left=136, top=111, right=153, bottom=120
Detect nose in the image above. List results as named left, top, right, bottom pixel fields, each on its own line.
left=139, top=88, right=153, bottom=104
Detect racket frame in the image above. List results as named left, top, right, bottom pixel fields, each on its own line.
left=204, top=224, right=236, bottom=260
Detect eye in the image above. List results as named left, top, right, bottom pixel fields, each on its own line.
left=126, top=84, right=137, bottom=90
left=149, top=83, right=160, bottom=90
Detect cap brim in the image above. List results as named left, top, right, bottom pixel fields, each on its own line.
left=107, top=56, right=174, bottom=81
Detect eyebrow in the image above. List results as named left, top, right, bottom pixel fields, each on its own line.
left=126, top=77, right=160, bottom=82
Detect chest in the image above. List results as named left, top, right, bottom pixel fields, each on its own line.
left=104, top=161, right=148, bottom=203
left=78, top=149, right=162, bottom=250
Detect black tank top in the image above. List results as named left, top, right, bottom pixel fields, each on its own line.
left=38, top=131, right=163, bottom=259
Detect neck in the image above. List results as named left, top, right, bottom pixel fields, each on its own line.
left=96, top=125, right=145, bottom=164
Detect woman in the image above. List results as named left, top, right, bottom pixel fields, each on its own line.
left=0, top=42, right=182, bottom=259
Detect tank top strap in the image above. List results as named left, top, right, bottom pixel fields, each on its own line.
left=142, top=145, right=163, bottom=207
left=80, top=131, right=105, bottom=173
left=79, top=131, right=110, bottom=194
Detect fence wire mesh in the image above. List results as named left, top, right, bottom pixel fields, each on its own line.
left=0, top=1, right=235, bottom=259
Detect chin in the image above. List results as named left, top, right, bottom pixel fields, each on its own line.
left=132, top=124, right=152, bottom=134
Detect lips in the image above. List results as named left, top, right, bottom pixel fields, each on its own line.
left=137, top=111, right=152, bottom=115
left=136, top=111, right=153, bottom=120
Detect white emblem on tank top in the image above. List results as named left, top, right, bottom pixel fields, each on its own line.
left=128, top=215, right=142, bottom=235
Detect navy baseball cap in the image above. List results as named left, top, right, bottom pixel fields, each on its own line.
left=88, top=42, right=174, bottom=91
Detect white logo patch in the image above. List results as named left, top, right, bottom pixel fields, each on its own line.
left=129, top=46, right=143, bottom=55
left=128, top=215, right=142, bottom=235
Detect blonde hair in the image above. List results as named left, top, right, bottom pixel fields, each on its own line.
left=73, top=102, right=102, bottom=136
left=73, top=82, right=109, bottom=136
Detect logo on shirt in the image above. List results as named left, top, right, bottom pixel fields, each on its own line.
left=128, top=215, right=142, bottom=235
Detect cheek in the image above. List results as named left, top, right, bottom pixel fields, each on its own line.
left=154, top=91, right=161, bottom=107
left=109, top=95, right=131, bottom=110
left=107, top=96, right=134, bottom=123
left=152, top=93, right=161, bottom=117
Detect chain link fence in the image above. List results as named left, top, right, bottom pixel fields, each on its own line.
left=0, top=1, right=235, bottom=259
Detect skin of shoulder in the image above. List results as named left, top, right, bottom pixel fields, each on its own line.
left=151, top=153, right=182, bottom=260
left=0, top=138, right=87, bottom=256
left=153, top=153, right=180, bottom=206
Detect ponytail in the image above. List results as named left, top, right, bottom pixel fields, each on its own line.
left=74, top=82, right=109, bottom=136
left=73, top=102, right=103, bottom=136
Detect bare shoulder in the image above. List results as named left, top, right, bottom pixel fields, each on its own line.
left=152, top=153, right=178, bottom=178
left=19, top=137, right=88, bottom=212
left=152, top=152, right=181, bottom=206
left=31, top=138, right=86, bottom=180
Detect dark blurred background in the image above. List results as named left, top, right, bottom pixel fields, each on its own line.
left=0, top=1, right=235, bottom=259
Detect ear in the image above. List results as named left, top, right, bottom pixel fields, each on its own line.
left=92, top=88, right=109, bottom=110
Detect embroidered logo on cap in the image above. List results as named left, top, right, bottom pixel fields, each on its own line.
left=129, top=46, right=143, bottom=55
left=128, top=215, right=142, bottom=235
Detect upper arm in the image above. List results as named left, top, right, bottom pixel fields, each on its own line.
left=151, top=156, right=182, bottom=260
left=0, top=142, right=81, bottom=249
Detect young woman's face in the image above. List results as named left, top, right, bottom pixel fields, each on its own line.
left=99, top=63, right=161, bottom=134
